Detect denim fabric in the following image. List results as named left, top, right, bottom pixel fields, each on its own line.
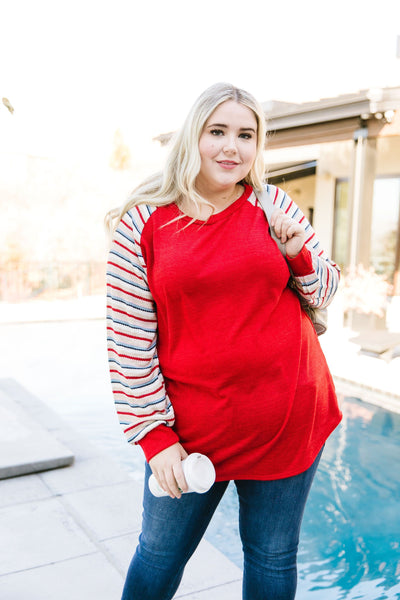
left=121, top=449, right=322, bottom=600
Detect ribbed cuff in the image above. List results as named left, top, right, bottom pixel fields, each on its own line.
left=286, top=245, right=314, bottom=276
left=137, top=425, right=180, bottom=462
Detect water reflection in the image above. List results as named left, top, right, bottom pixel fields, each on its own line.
left=297, top=397, right=400, bottom=599
left=206, top=397, right=400, bottom=599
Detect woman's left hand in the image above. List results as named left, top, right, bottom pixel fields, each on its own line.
left=270, top=208, right=307, bottom=258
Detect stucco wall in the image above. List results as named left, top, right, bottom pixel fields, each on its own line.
left=274, top=136, right=400, bottom=258
left=376, top=137, right=400, bottom=175
left=278, top=176, right=316, bottom=219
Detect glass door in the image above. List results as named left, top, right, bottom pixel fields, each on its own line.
left=333, top=179, right=350, bottom=269
left=370, top=177, right=400, bottom=285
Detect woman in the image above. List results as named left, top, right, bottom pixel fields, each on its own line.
left=106, top=82, right=342, bottom=600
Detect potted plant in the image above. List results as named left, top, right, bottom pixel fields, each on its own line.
left=340, top=265, right=393, bottom=331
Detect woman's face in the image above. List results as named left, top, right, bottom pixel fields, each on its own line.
left=196, top=100, right=258, bottom=195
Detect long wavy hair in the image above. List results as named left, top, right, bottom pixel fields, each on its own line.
left=105, top=82, right=267, bottom=234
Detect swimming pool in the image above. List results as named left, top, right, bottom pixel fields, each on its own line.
left=1, top=320, right=399, bottom=599
left=205, top=396, right=400, bottom=600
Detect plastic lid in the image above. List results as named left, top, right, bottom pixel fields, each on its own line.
left=184, top=453, right=216, bottom=493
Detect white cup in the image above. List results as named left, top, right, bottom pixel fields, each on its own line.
left=148, top=453, right=216, bottom=497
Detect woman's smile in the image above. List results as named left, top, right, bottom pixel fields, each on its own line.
left=217, top=160, right=241, bottom=169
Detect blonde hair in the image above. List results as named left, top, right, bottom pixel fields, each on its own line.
left=105, top=82, right=267, bottom=234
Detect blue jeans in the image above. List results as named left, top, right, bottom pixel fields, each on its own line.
left=121, top=449, right=322, bottom=600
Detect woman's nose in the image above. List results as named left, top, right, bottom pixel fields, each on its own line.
left=223, top=136, right=238, bottom=153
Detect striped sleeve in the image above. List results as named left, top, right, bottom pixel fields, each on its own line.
left=106, top=206, right=178, bottom=455
left=266, top=184, right=340, bottom=309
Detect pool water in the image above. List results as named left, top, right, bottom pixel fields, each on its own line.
left=1, top=320, right=399, bottom=599
left=205, top=396, right=400, bottom=600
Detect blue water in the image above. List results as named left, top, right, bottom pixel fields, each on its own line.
left=204, top=396, right=400, bottom=599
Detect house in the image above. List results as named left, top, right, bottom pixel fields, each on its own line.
left=263, top=87, right=400, bottom=300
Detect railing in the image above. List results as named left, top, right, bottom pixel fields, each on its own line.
left=0, top=261, right=106, bottom=302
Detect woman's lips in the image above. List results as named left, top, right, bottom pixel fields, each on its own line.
left=217, top=160, right=239, bottom=169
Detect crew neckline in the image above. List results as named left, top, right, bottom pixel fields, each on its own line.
left=173, top=184, right=253, bottom=225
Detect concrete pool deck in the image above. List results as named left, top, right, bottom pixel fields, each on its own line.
left=0, top=378, right=243, bottom=600
left=320, top=326, right=400, bottom=415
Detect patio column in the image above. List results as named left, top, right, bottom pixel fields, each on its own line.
left=347, top=127, right=377, bottom=268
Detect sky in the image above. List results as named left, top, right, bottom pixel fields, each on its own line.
left=1, top=0, right=400, bottom=167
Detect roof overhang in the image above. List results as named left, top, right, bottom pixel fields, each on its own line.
left=264, top=88, right=400, bottom=130
left=265, top=87, right=400, bottom=149
left=266, top=160, right=317, bottom=184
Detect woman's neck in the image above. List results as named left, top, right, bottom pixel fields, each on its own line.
left=197, top=183, right=243, bottom=214
left=177, top=184, right=245, bottom=221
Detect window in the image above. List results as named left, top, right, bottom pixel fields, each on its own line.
left=333, top=179, right=349, bottom=269
left=370, top=177, right=400, bottom=283
left=332, top=176, right=400, bottom=287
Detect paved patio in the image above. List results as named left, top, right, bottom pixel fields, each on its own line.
left=0, top=378, right=242, bottom=600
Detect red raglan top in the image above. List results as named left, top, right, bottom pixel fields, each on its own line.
left=106, top=184, right=342, bottom=481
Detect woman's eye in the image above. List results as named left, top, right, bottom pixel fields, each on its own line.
left=208, top=129, right=253, bottom=139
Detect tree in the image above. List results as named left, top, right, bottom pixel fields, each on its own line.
left=109, top=129, right=131, bottom=171
left=2, top=98, right=14, bottom=114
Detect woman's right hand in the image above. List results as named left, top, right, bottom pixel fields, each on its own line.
left=149, top=442, right=189, bottom=499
